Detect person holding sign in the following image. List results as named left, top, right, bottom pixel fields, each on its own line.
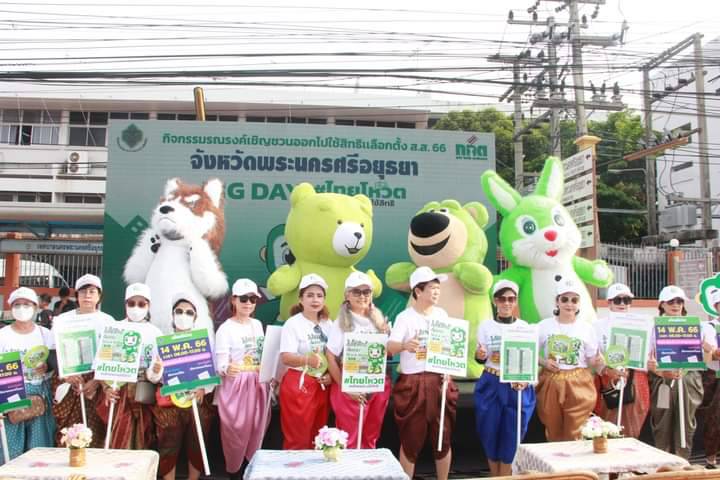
left=594, top=283, right=650, bottom=438
left=0, top=287, right=55, bottom=463
left=536, top=279, right=604, bottom=441
left=50, top=274, right=113, bottom=448
left=148, top=293, right=216, bottom=480
left=473, top=280, right=535, bottom=476
left=215, top=279, right=269, bottom=479
left=388, top=267, right=458, bottom=480
left=648, top=285, right=707, bottom=460
left=98, top=283, right=161, bottom=449
left=700, top=289, right=720, bottom=468
left=279, top=274, right=333, bottom=450
left=326, top=271, right=391, bottom=449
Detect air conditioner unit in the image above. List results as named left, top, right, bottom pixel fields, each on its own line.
left=65, top=151, right=89, bottom=175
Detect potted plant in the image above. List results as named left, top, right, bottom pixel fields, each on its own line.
left=314, top=426, right=348, bottom=462
left=60, top=423, right=93, bottom=467
left=581, top=415, right=622, bottom=453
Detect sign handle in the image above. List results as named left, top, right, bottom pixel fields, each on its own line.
left=79, top=382, right=87, bottom=427
left=516, top=389, right=522, bottom=449
left=437, top=375, right=448, bottom=452
left=616, top=376, right=625, bottom=429
left=0, top=416, right=9, bottom=464
left=192, top=396, right=211, bottom=476
left=678, top=375, right=686, bottom=449
left=104, top=382, right=117, bottom=450
left=357, top=402, right=364, bottom=450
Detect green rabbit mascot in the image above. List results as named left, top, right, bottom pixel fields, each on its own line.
left=481, top=157, right=613, bottom=324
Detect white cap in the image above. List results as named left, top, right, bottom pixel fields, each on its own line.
left=171, top=291, right=198, bottom=310
left=75, top=273, right=102, bottom=291
left=556, top=279, right=583, bottom=296
left=232, top=278, right=260, bottom=297
left=345, top=271, right=372, bottom=290
left=658, top=285, right=688, bottom=303
left=299, top=273, right=328, bottom=291
left=125, top=283, right=151, bottom=301
left=607, top=283, right=634, bottom=300
left=8, top=287, right=38, bottom=306
left=708, top=288, right=720, bottom=308
left=493, top=279, right=519, bottom=297
left=410, top=266, right=448, bottom=290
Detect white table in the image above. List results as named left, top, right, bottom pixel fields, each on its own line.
left=513, top=438, right=689, bottom=475
left=0, top=447, right=159, bottom=480
left=244, top=448, right=409, bottom=480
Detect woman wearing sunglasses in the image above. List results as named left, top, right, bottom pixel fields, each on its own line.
left=148, top=293, right=216, bottom=480
left=647, top=285, right=706, bottom=459
left=215, top=279, right=269, bottom=479
left=593, top=283, right=650, bottom=438
left=536, top=279, right=603, bottom=441
left=279, top=274, right=333, bottom=449
left=473, top=280, right=535, bottom=476
left=99, top=283, right=162, bottom=450
left=326, top=271, right=391, bottom=449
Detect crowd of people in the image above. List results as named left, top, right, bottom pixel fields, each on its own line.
left=1, top=266, right=719, bottom=480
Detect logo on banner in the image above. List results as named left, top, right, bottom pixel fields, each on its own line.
left=117, top=124, right=148, bottom=152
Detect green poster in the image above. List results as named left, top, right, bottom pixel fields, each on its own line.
left=94, top=324, right=143, bottom=384
left=426, top=317, right=469, bottom=376
left=54, top=316, right=99, bottom=377
left=608, top=313, right=652, bottom=370
left=500, top=324, right=539, bottom=383
left=341, top=332, right=387, bottom=394
left=654, top=316, right=704, bottom=370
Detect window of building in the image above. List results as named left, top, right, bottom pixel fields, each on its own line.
left=289, top=117, right=307, bottom=124
left=0, top=191, right=51, bottom=202
left=0, top=192, right=13, bottom=202
left=0, top=109, right=60, bottom=146
left=69, top=111, right=108, bottom=147
left=397, top=122, right=415, bottom=129
left=335, top=119, right=354, bottom=126
left=63, top=193, right=104, bottom=204
left=246, top=116, right=265, bottom=123
left=356, top=120, right=375, bottom=127
left=308, top=118, right=327, bottom=125
left=17, top=193, right=36, bottom=202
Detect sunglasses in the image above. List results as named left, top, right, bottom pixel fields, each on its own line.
left=313, top=324, right=328, bottom=343
left=559, top=296, right=580, bottom=304
left=611, top=297, right=632, bottom=306
left=126, top=300, right=148, bottom=308
left=665, top=298, right=684, bottom=306
left=496, top=295, right=517, bottom=304
left=236, top=295, right=258, bottom=304
left=174, top=308, right=196, bottom=316
left=350, top=288, right=372, bottom=297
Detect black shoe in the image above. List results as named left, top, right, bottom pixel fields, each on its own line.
left=705, top=463, right=717, bottom=470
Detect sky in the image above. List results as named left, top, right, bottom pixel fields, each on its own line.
left=0, top=0, right=719, bottom=114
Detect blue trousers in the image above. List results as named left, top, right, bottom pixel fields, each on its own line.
left=473, top=371, right=536, bottom=464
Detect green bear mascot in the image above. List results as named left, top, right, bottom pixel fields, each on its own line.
left=481, top=156, right=613, bottom=324
left=385, top=199, right=493, bottom=379
left=268, top=183, right=382, bottom=320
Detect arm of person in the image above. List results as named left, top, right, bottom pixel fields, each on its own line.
left=326, top=351, right=342, bottom=385
left=280, top=352, right=321, bottom=369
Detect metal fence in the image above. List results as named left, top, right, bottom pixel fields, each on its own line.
left=0, top=252, right=102, bottom=289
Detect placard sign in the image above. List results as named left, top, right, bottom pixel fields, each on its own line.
left=425, top=317, right=469, bottom=377
left=499, top=324, right=539, bottom=383
left=608, top=313, right=653, bottom=370
left=341, top=332, right=387, bottom=394
left=94, top=324, right=144, bottom=384
left=0, top=351, right=31, bottom=414
left=654, top=316, right=704, bottom=370
left=157, top=328, right=220, bottom=395
left=54, top=314, right=100, bottom=377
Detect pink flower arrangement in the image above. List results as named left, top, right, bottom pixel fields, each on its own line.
left=581, top=415, right=622, bottom=440
left=314, top=426, right=348, bottom=451
left=60, top=423, right=92, bottom=449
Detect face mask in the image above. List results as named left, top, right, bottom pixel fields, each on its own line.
left=127, top=307, right=148, bottom=323
left=173, top=314, right=194, bottom=330
left=12, top=305, right=35, bottom=322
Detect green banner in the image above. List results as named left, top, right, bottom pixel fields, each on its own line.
left=500, top=324, right=539, bottom=383
left=341, top=332, right=387, bottom=394
left=654, top=316, right=704, bottom=370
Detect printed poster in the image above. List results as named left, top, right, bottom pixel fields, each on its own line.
left=654, top=316, right=704, bottom=370
left=425, top=317, right=469, bottom=377
left=0, top=351, right=31, bottom=414
left=499, top=324, right=539, bottom=383
left=54, top=313, right=99, bottom=377
left=157, top=328, right=221, bottom=395
left=341, top=332, right=387, bottom=394
left=94, top=323, right=144, bottom=384
left=259, top=325, right=283, bottom=383
left=608, top=313, right=652, bottom=370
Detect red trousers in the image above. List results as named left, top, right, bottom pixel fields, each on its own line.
left=280, top=369, right=330, bottom=450
left=329, top=376, right=391, bottom=449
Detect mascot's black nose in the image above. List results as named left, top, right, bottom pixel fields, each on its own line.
left=411, top=212, right=449, bottom=238
left=159, top=205, right=174, bottom=214
left=353, top=232, right=362, bottom=239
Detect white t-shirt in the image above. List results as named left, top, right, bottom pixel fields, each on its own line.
left=327, top=313, right=383, bottom=357
left=476, top=318, right=530, bottom=370
left=538, top=317, right=599, bottom=370
left=215, top=317, right=265, bottom=374
left=594, top=317, right=611, bottom=353
left=0, top=324, right=53, bottom=385
left=115, top=319, right=163, bottom=371
left=389, top=306, right=449, bottom=375
left=280, top=313, right=332, bottom=359
left=49, top=309, right=115, bottom=350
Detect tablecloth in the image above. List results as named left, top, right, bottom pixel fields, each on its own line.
left=0, top=447, right=159, bottom=480
left=244, top=448, right=409, bottom=480
left=512, top=438, right=689, bottom=475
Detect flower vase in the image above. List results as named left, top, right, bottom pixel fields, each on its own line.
left=323, top=447, right=342, bottom=462
left=593, top=437, right=608, bottom=454
left=69, top=447, right=86, bottom=467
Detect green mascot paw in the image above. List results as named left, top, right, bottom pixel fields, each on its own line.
left=385, top=262, right=416, bottom=291
left=453, top=262, right=493, bottom=294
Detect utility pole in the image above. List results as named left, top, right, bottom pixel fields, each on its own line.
left=512, top=64, right=525, bottom=189
left=642, top=69, right=657, bottom=236
left=694, top=34, right=712, bottom=234
left=548, top=39, right=562, bottom=157
left=568, top=1, right=587, bottom=137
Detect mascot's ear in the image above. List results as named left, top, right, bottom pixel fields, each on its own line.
left=291, top=183, right=316, bottom=207
left=354, top=194, right=373, bottom=217
left=440, top=199, right=462, bottom=210
left=463, top=202, right=489, bottom=228
left=203, top=178, right=224, bottom=209
left=481, top=171, right=520, bottom=217
left=535, top=156, right=564, bottom=201
left=163, top=178, right=180, bottom=198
